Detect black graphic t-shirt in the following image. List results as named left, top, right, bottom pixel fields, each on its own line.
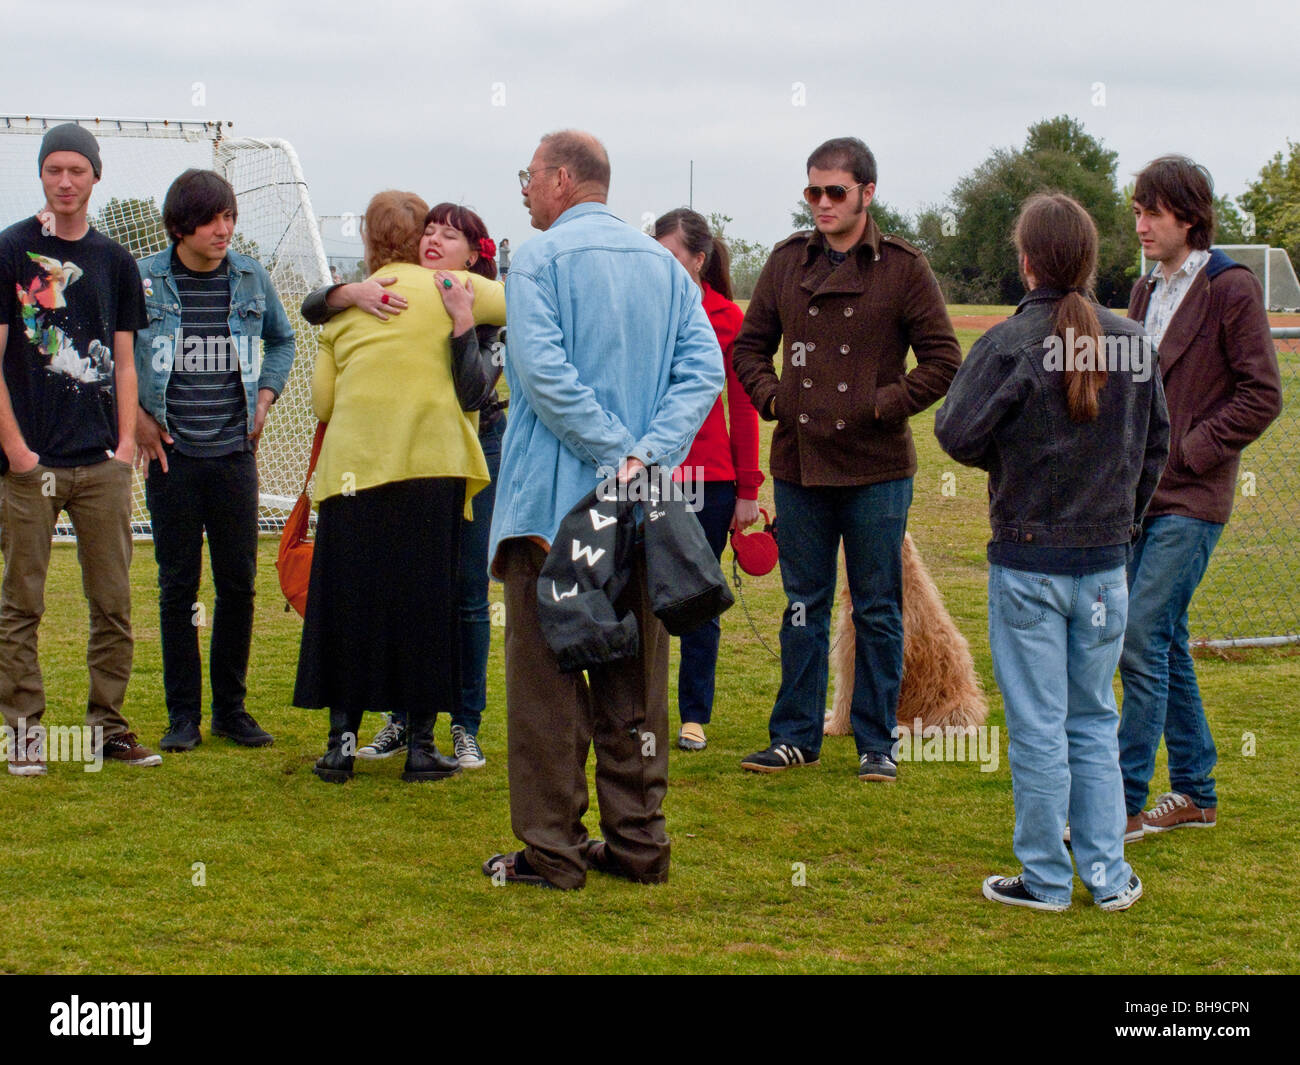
left=0, top=215, right=147, bottom=467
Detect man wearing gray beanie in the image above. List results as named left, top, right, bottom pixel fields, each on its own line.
left=0, top=123, right=162, bottom=773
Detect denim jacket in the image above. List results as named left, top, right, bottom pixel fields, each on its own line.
left=133, top=248, right=296, bottom=432
left=488, top=202, right=723, bottom=569
left=934, top=289, right=1170, bottom=571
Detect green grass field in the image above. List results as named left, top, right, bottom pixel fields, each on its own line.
left=1, top=312, right=1297, bottom=975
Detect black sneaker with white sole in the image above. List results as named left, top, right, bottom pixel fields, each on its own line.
left=357, top=715, right=406, bottom=760
left=858, top=751, right=897, bottom=781
left=1096, top=873, right=1143, bottom=912
left=451, top=725, right=486, bottom=769
left=981, top=873, right=1069, bottom=912
left=740, top=743, right=819, bottom=773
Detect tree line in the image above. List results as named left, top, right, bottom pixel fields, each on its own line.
left=719, top=116, right=1300, bottom=307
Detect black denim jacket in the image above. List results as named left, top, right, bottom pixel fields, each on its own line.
left=935, top=290, right=1170, bottom=572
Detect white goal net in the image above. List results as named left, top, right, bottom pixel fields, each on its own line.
left=0, top=115, right=329, bottom=536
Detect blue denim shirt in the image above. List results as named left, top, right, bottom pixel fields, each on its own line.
left=489, top=202, right=723, bottom=567
left=133, top=248, right=296, bottom=432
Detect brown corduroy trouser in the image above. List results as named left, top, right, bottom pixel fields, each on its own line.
left=500, top=538, right=669, bottom=889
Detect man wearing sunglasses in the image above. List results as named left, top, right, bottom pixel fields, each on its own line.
left=733, top=136, right=960, bottom=782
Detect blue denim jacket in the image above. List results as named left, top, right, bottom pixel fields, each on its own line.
left=488, top=202, right=723, bottom=567
left=133, top=248, right=296, bottom=432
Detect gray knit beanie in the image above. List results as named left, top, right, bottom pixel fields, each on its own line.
left=38, top=123, right=102, bottom=178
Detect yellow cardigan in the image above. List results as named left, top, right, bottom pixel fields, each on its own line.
left=312, top=263, right=506, bottom=515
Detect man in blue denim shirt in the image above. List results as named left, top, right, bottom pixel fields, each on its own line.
left=134, top=169, right=294, bottom=753
left=483, top=130, right=722, bottom=890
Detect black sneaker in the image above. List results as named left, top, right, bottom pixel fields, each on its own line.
left=357, top=715, right=406, bottom=760
left=857, top=751, right=897, bottom=782
left=160, top=719, right=202, bottom=752
left=210, top=711, right=273, bottom=748
left=740, top=743, right=819, bottom=773
left=1096, top=873, right=1143, bottom=912
left=981, top=873, right=1069, bottom=912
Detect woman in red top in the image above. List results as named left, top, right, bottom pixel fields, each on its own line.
left=654, top=208, right=764, bottom=751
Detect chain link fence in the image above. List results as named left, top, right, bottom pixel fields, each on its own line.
left=1190, top=328, right=1298, bottom=647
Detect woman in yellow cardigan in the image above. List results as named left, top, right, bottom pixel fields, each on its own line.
left=294, top=190, right=506, bottom=783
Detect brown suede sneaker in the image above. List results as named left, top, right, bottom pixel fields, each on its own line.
left=1142, top=792, right=1216, bottom=833
left=6, top=732, right=47, bottom=776
left=99, top=732, right=163, bottom=768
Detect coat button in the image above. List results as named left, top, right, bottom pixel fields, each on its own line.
left=802, top=378, right=813, bottom=388
left=809, top=306, right=819, bottom=316
left=837, top=382, right=848, bottom=392
left=840, top=344, right=850, bottom=354
left=844, top=306, right=854, bottom=317
left=835, top=419, right=846, bottom=430
left=798, top=413, right=809, bottom=424
left=806, top=342, right=815, bottom=352
left=1025, top=533, right=1034, bottom=542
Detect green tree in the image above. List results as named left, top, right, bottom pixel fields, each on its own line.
left=1213, top=193, right=1250, bottom=245
left=708, top=212, right=771, bottom=300
left=1238, top=140, right=1300, bottom=269
left=925, top=116, right=1138, bottom=306
left=93, top=197, right=169, bottom=259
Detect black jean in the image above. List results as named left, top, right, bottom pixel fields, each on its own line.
left=146, top=448, right=259, bottom=723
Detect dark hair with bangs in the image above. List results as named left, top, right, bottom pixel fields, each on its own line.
left=1133, top=155, right=1216, bottom=251
left=806, top=136, right=877, bottom=187
left=163, top=168, right=238, bottom=244
left=423, top=203, right=497, bottom=281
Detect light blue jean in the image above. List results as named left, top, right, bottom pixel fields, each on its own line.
left=988, top=563, right=1134, bottom=907
left=1118, top=514, right=1224, bottom=814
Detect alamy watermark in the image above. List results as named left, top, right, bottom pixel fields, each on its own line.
left=0, top=720, right=103, bottom=771
left=1042, top=328, right=1153, bottom=383
left=150, top=330, right=262, bottom=376
left=891, top=718, right=1000, bottom=773
left=593, top=463, right=704, bottom=513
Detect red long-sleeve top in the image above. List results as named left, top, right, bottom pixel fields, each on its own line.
left=674, top=283, right=764, bottom=500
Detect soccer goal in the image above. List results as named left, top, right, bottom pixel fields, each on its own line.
left=0, top=115, right=329, bottom=537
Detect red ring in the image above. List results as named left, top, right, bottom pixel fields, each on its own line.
left=380, top=292, right=390, bottom=305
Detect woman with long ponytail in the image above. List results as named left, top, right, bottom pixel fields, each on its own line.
left=935, top=192, right=1170, bottom=913
left=653, top=208, right=763, bottom=752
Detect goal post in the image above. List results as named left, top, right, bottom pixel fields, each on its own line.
left=0, top=115, right=328, bottom=536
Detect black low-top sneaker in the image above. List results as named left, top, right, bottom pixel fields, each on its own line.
left=857, top=751, right=898, bottom=782
left=740, top=743, right=819, bottom=773
left=160, top=719, right=202, bottom=752
left=210, top=711, right=273, bottom=748
left=981, top=873, right=1069, bottom=912
left=1096, top=873, right=1143, bottom=912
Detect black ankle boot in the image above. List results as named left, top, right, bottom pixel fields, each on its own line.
left=314, top=707, right=361, bottom=783
left=402, top=715, right=460, bottom=782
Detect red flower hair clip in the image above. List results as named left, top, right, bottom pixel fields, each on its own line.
left=479, top=237, right=497, bottom=260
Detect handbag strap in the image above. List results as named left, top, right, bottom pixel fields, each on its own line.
left=302, top=422, right=326, bottom=492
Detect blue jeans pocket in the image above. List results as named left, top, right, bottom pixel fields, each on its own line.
left=1091, top=577, right=1128, bottom=646
left=997, top=568, right=1051, bottom=630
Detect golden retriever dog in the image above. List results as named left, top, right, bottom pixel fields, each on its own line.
left=825, top=533, right=987, bottom=735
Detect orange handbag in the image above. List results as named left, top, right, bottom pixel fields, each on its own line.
left=276, top=422, right=326, bottom=618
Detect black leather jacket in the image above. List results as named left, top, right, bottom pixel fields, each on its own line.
left=935, top=289, right=1170, bottom=570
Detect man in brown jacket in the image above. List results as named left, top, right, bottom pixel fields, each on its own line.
left=732, top=137, right=960, bottom=780
left=1119, top=156, right=1282, bottom=835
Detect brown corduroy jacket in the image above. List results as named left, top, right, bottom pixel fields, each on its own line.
left=732, top=216, right=960, bottom=487
left=1129, top=251, right=1282, bottom=525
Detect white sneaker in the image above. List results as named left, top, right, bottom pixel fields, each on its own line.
left=1097, top=873, right=1143, bottom=912
left=451, top=725, right=486, bottom=769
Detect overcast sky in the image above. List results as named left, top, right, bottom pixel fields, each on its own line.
left=3, top=0, right=1297, bottom=259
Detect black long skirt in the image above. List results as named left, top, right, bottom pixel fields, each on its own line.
left=293, top=477, right=463, bottom=715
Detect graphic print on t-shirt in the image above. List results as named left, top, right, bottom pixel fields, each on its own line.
left=16, top=251, right=114, bottom=384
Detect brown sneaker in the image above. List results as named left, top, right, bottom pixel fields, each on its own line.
left=1063, top=814, right=1145, bottom=848
left=1142, top=792, right=1216, bottom=833
left=99, top=731, right=163, bottom=768
left=6, top=730, right=48, bottom=776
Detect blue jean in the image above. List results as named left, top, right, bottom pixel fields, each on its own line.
left=392, top=414, right=503, bottom=734
left=1118, top=514, right=1224, bottom=814
left=768, top=477, right=911, bottom=757
left=989, top=564, right=1134, bottom=907
left=677, top=481, right=736, bottom=726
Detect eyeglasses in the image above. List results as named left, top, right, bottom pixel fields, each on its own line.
left=803, top=182, right=865, bottom=205
left=518, top=166, right=560, bottom=190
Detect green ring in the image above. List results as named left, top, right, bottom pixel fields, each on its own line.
left=443, top=279, right=453, bottom=289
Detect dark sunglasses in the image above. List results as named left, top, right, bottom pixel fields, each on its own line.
left=803, top=182, right=865, bottom=205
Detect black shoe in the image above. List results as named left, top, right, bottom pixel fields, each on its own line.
left=740, top=742, right=819, bottom=773
left=211, top=710, right=274, bottom=748
left=981, top=873, right=1069, bottom=912
left=313, top=714, right=358, bottom=783
left=857, top=751, right=897, bottom=782
left=160, top=719, right=202, bottom=752
left=402, top=738, right=461, bottom=783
